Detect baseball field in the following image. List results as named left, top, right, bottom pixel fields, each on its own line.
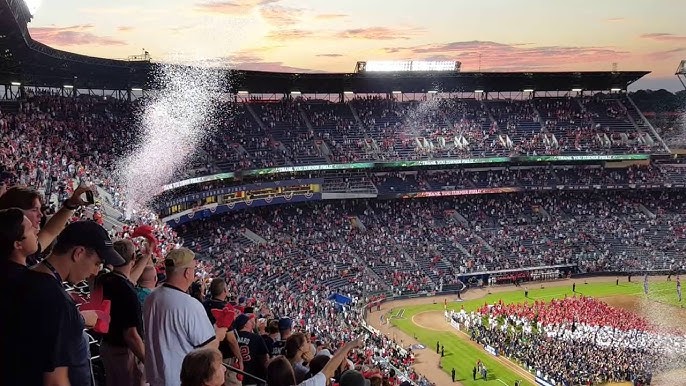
left=366, top=277, right=684, bottom=386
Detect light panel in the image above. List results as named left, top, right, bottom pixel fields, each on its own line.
left=363, top=60, right=459, bottom=72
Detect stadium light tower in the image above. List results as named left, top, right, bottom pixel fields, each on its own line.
left=677, top=60, right=686, bottom=91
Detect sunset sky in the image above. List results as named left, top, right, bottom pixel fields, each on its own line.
left=26, top=0, right=686, bottom=91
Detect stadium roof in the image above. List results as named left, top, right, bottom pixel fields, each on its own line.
left=1, top=0, right=649, bottom=93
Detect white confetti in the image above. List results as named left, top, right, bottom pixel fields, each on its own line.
left=117, top=61, right=224, bottom=214
left=403, top=96, right=443, bottom=137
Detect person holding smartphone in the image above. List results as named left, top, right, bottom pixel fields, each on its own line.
left=266, top=337, right=364, bottom=386
left=0, top=184, right=95, bottom=266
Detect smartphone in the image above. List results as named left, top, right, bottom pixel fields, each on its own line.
left=86, top=190, right=95, bottom=205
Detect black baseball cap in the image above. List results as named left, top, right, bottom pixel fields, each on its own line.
left=55, top=221, right=126, bottom=267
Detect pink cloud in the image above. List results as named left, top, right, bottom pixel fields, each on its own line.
left=259, top=5, right=303, bottom=26
left=117, top=26, right=134, bottom=32
left=605, top=17, right=625, bottom=23
left=232, top=61, right=324, bottom=73
left=645, top=47, right=686, bottom=61
left=382, top=40, right=629, bottom=71
left=336, top=26, right=424, bottom=40
left=29, top=24, right=127, bottom=46
left=219, top=54, right=322, bottom=72
left=266, top=26, right=424, bottom=42
left=640, top=33, right=686, bottom=42
left=267, top=29, right=315, bottom=41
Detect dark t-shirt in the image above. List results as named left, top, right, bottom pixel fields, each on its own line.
left=236, top=330, right=268, bottom=385
left=271, top=339, right=286, bottom=357
left=0, top=259, right=29, bottom=286
left=203, top=298, right=227, bottom=325
left=99, top=271, right=143, bottom=347
left=4, top=270, right=91, bottom=386
left=261, top=334, right=275, bottom=357
left=0, top=259, right=29, bottom=377
left=203, top=298, right=233, bottom=359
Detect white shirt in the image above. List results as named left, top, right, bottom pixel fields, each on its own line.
left=299, top=372, right=327, bottom=386
left=144, top=284, right=215, bottom=386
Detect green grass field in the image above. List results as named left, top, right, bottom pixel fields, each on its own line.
left=388, top=279, right=683, bottom=386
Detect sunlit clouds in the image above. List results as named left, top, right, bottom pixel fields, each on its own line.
left=24, top=0, right=686, bottom=90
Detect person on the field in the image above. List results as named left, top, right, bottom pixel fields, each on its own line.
left=677, top=276, right=682, bottom=302
left=643, top=274, right=649, bottom=295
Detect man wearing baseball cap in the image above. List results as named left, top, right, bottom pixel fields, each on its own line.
left=144, top=248, right=228, bottom=386
left=270, top=317, right=293, bottom=357
left=4, top=221, right=125, bottom=386
left=233, top=313, right=269, bottom=386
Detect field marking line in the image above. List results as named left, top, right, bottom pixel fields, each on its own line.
left=496, top=379, right=509, bottom=386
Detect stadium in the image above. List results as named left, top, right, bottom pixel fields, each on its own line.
left=1, top=1, right=685, bottom=386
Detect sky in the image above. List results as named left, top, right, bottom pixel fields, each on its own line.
left=24, top=0, right=686, bottom=91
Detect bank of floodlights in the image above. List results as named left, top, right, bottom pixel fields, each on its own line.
left=356, top=60, right=461, bottom=73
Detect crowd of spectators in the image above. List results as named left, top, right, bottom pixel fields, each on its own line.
left=102, top=93, right=666, bottom=173
left=0, top=94, right=435, bottom=386
left=0, top=92, right=683, bottom=386
left=176, top=190, right=685, bottom=296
